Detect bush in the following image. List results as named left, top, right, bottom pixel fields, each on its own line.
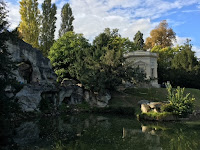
left=164, top=83, right=195, bottom=117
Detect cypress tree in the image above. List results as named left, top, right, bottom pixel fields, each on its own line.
left=59, top=3, right=74, bottom=37
left=134, top=31, right=144, bottom=50
left=40, top=0, right=57, bottom=56
left=18, top=0, right=40, bottom=48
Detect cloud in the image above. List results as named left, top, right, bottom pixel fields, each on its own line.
left=173, top=36, right=191, bottom=46
left=193, top=46, right=200, bottom=58
left=182, top=10, right=200, bottom=13
left=7, top=2, right=20, bottom=30
left=6, top=0, right=200, bottom=55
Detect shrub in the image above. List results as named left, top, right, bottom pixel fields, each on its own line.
left=164, top=83, right=195, bottom=117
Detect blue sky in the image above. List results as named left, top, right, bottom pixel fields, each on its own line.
left=5, top=0, right=200, bottom=57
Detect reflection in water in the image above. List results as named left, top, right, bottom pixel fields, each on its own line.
left=1, top=114, right=200, bottom=150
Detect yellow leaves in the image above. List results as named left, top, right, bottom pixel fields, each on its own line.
left=145, top=20, right=176, bottom=49
left=18, top=0, right=40, bottom=48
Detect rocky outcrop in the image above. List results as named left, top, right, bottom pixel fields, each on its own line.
left=16, top=83, right=58, bottom=112
left=84, top=90, right=111, bottom=108
left=6, top=35, right=57, bottom=84
left=6, top=34, right=111, bottom=112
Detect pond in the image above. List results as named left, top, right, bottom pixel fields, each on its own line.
left=1, top=113, right=200, bottom=150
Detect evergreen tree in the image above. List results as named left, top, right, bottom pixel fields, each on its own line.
left=40, top=0, right=57, bottom=56
left=172, top=39, right=199, bottom=71
left=134, top=31, right=144, bottom=50
left=0, top=1, right=17, bottom=118
left=18, top=0, right=40, bottom=48
left=59, top=3, right=74, bottom=37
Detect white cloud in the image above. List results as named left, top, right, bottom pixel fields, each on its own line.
left=173, top=36, right=189, bottom=46
left=193, top=46, right=200, bottom=58
left=6, top=0, right=200, bottom=55
left=7, top=2, right=20, bottom=30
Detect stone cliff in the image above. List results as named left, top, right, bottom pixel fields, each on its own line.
left=5, top=33, right=111, bottom=112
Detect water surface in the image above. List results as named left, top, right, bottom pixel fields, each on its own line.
left=1, top=113, right=200, bottom=150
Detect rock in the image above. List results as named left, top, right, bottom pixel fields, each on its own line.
left=149, top=102, right=163, bottom=112
left=16, top=86, right=42, bottom=112
left=59, top=85, right=84, bottom=105
left=96, top=91, right=111, bottom=108
left=84, top=90, right=90, bottom=103
left=6, top=34, right=57, bottom=84
left=59, top=87, right=74, bottom=105
left=138, top=100, right=150, bottom=105
left=141, top=104, right=151, bottom=113
left=61, top=78, right=77, bottom=87
left=16, top=84, right=58, bottom=112
left=83, top=90, right=111, bottom=108
left=149, top=102, right=163, bottom=109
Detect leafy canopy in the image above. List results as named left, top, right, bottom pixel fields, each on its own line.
left=18, top=0, right=40, bottom=48
left=48, top=31, right=90, bottom=82
left=145, top=20, right=176, bottom=49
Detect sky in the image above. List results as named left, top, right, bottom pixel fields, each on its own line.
left=5, top=0, right=200, bottom=57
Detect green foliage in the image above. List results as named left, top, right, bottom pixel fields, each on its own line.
left=49, top=31, right=90, bottom=82
left=158, top=40, right=200, bottom=89
left=141, top=111, right=172, bottom=119
left=18, top=0, right=40, bottom=48
left=76, top=28, right=145, bottom=92
left=133, top=30, right=144, bottom=50
left=164, top=83, right=195, bottom=117
left=40, top=0, right=57, bottom=56
left=0, top=2, right=19, bottom=119
left=59, top=3, right=74, bottom=37
left=49, top=28, right=145, bottom=92
left=172, top=39, right=199, bottom=72
left=150, top=45, right=179, bottom=85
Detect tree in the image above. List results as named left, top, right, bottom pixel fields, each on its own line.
left=40, top=0, right=57, bottom=56
left=0, top=1, right=18, bottom=118
left=59, top=3, right=74, bottom=37
left=134, top=31, right=144, bottom=50
left=78, top=28, right=145, bottom=92
left=145, top=20, right=176, bottom=49
left=18, top=0, right=40, bottom=48
left=172, top=39, right=199, bottom=71
left=49, top=29, right=145, bottom=92
left=48, top=31, right=90, bottom=82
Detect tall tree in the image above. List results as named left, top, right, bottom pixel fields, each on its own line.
left=18, top=0, right=40, bottom=48
left=172, top=39, right=199, bottom=71
left=145, top=20, right=176, bottom=49
left=134, top=31, right=144, bottom=50
left=40, top=0, right=57, bottom=56
left=0, top=1, right=17, bottom=118
left=59, top=3, right=74, bottom=37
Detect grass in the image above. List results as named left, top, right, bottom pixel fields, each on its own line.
left=138, top=112, right=174, bottom=121
left=109, top=87, right=200, bottom=114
